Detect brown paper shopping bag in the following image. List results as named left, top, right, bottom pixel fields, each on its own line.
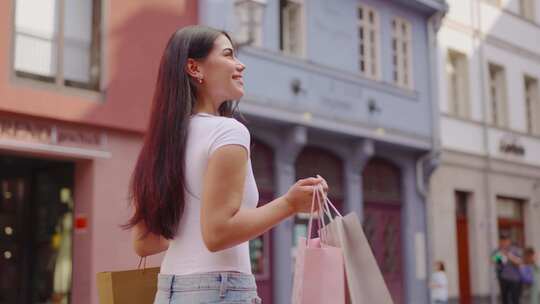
left=318, top=188, right=394, bottom=304
left=96, top=258, right=159, bottom=304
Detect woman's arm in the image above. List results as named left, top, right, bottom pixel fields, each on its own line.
left=132, top=221, right=170, bottom=257
left=201, top=144, right=324, bottom=252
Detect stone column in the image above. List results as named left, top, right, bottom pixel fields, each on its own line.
left=272, top=125, right=306, bottom=304
left=344, top=139, right=374, bottom=219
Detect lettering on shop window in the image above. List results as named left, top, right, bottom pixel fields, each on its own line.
left=0, top=119, right=51, bottom=143
left=0, top=117, right=106, bottom=150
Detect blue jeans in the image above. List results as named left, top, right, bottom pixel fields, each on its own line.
left=153, top=271, right=262, bottom=304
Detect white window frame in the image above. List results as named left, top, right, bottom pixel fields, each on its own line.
left=519, top=0, right=536, bottom=21
left=488, top=63, right=508, bottom=128
left=357, top=4, right=380, bottom=80
left=233, top=0, right=266, bottom=47
left=446, top=49, right=470, bottom=118
left=391, top=17, right=413, bottom=89
left=280, top=0, right=304, bottom=57
left=13, top=0, right=102, bottom=91
left=524, top=75, right=540, bottom=135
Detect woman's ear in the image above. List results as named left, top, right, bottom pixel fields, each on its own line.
left=186, top=58, right=203, bottom=79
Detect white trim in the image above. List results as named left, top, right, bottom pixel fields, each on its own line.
left=0, top=138, right=111, bottom=159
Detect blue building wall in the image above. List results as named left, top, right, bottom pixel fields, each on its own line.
left=199, top=1, right=446, bottom=303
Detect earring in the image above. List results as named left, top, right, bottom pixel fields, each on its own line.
left=197, top=77, right=204, bottom=84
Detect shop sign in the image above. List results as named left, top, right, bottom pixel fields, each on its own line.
left=0, top=117, right=108, bottom=152
left=499, top=134, right=525, bottom=157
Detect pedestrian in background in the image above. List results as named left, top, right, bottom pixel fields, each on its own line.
left=123, top=25, right=328, bottom=304
left=492, top=233, right=523, bottom=304
left=430, top=261, right=448, bottom=304
left=521, top=247, right=539, bottom=304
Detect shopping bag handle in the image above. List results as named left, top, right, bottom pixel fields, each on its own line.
left=317, top=184, right=342, bottom=219
left=306, top=184, right=327, bottom=247
left=137, top=256, right=149, bottom=274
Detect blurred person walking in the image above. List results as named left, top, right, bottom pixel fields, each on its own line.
left=430, top=261, right=448, bottom=304
left=492, top=233, right=523, bottom=304
left=123, top=25, right=328, bottom=304
left=521, top=247, right=539, bottom=304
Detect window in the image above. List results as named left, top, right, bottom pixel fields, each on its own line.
left=14, top=0, right=101, bottom=91
left=488, top=0, right=501, bottom=5
left=497, top=196, right=525, bottom=247
left=519, top=0, right=535, bottom=21
left=525, top=75, right=540, bottom=135
left=391, top=17, right=413, bottom=89
left=357, top=5, right=380, bottom=79
left=234, top=0, right=265, bottom=47
left=280, top=0, right=304, bottom=57
left=446, top=50, right=470, bottom=118
left=488, top=63, right=508, bottom=127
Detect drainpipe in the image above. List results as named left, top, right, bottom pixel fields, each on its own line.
left=418, top=8, right=446, bottom=304
left=473, top=1, right=497, bottom=303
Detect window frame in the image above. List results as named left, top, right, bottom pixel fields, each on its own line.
left=446, top=49, right=471, bottom=118
left=391, top=17, right=413, bottom=90
left=233, top=0, right=266, bottom=47
left=279, top=0, right=305, bottom=58
left=519, top=0, right=536, bottom=21
left=488, top=62, right=508, bottom=128
left=11, top=0, right=102, bottom=92
left=524, top=75, right=540, bottom=135
left=357, top=4, right=380, bottom=80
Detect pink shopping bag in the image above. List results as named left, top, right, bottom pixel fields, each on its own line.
left=291, top=186, right=346, bottom=304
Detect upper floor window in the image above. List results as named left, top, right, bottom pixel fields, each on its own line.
left=488, top=63, right=508, bottom=128
left=446, top=49, right=470, bottom=118
left=519, top=0, right=536, bottom=21
left=280, top=0, right=304, bottom=57
left=234, top=0, right=266, bottom=47
left=357, top=5, right=380, bottom=79
left=391, top=17, right=413, bottom=89
left=524, top=75, right=540, bottom=135
left=14, top=0, right=101, bottom=91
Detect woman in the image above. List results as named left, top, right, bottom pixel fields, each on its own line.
left=124, top=25, right=328, bottom=303
left=430, top=261, right=448, bottom=304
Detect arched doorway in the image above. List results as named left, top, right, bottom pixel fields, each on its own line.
left=250, top=139, right=275, bottom=304
left=294, top=147, right=344, bottom=243
left=362, top=158, right=404, bottom=304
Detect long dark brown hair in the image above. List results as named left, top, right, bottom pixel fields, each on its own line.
left=123, top=25, right=238, bottom=239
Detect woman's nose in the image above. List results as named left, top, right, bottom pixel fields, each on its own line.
left=236, top=60, right=246, bottom=72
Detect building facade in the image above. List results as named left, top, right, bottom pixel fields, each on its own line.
left=0, top=1, right=197, bottom=303
left=200, top=0, right=447, bottom=303
left=431, top=0, right=540, bottom=303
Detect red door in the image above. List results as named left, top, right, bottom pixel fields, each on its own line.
left=362, top=158, right=404, bottom=304
left=363, top=203, right=403, bottom=304
left=455, top=191, right=471, bottom=304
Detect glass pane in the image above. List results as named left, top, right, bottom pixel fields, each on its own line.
left=63, top=0, right=93, bottom=84
left=249, top=236, right=265, bottom=275
left=14, top=0, right=58, bottom=78
left=497, top=197, right=523, bottom=220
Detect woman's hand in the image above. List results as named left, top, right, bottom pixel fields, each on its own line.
left=283, top=175, right=329, bottom=213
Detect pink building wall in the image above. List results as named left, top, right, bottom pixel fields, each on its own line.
left=0, top=1, right=198, bottom=303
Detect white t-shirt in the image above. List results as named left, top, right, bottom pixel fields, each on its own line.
left=431, top=271, right=448, bottom=301
left=160, top=113, right=259, bottom=275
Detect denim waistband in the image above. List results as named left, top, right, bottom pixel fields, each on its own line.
left=157, top=272, right=257, bottom=293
